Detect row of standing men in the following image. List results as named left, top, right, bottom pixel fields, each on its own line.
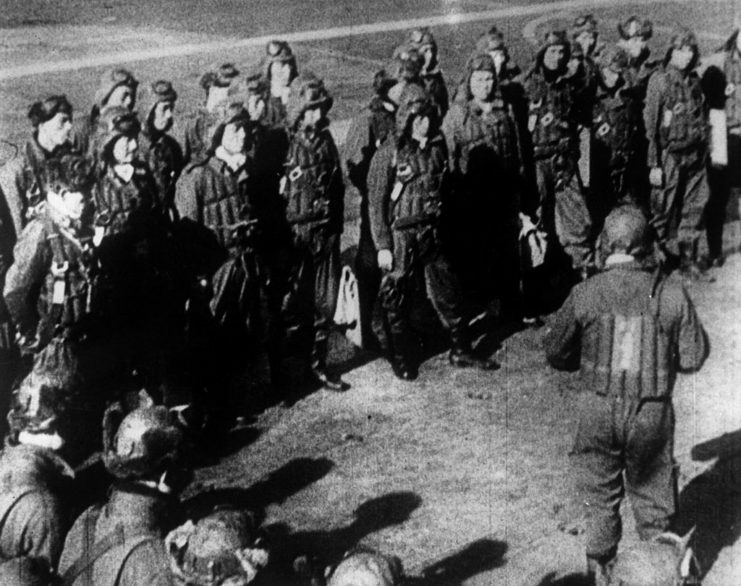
left=0, top=11, right=737, bottom=585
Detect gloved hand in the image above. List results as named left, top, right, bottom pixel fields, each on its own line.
left=649, top=167, right=663, bottom=188
left=16, top=332, right=41, bottom=356
left=377, top=249, right=393, bottom=272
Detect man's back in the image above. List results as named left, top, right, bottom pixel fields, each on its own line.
left=545, top=264, right=708, bottom=396
left=59, top=489, right=173, bottom=586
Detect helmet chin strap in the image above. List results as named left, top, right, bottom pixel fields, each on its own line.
left=137, top=472, right=172, bottom=495
left=157, top=474, right=173, bottom=495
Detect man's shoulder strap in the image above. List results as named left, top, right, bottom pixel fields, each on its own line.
left=61, top=506, right=159, bottom=586
left=0, top=489, right=38, bottom=553
left=113, top=532, right=164, bottom=586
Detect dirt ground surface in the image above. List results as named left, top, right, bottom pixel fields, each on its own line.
left=2, top=0, right=740, bottom=583
left=182, top=249, right=741, bottom=586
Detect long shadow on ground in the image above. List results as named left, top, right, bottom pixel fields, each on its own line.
left=265, top=490, right=422, bottom=579
left=183, top=456, right=335, bottom=522
left=673, top=428, right=741, bottom=578
left=409, top=537, right=509, bottom=586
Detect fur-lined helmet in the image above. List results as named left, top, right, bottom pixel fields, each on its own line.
left=207, top=107, right=251, bottom=153
left=617, top=16, right=653, bottom=41
left=394, top=82, right=433, bottom=134
left=93, top=68, right=138, bottom=110
left=669, top=26, right=699, bottom=51
left=102, top=402, right=187, bottom=488
left=166, top=509, right=269, bottom=585
left=138, top=80, right=178, bottom=131
left=327, top=547, right=404, bottom=586
left=609, top=532, right=699, bottom=585
left=599, top=205, right=653, bottom=259
left=599, top=46, right=630, bottom=74
left=200, top=63, right=240, bottom=92
left=7, top=341, right=83, bottom=452
left=45, top=154, right=96, bottom=194
left=286, top=71, right=333, bottom=129
left=242, top=63, right=269, bottom=98
left=462, top=52, right=498, bottom=100
left=467, top=51, right=498, bottom=75
left=664, top=26, right=700, bottom=68
left=572, top=14, right=598, bottom=37
left=27, top=95, right=73, bottom=128
left=408, top=28, right=437, bottom=52
left=536, top=29, right=571, bottom=66
left=392, top=43, right=425, bottom=81
left=263, top=40, right=298, bottom=84
left=95, top=106, right=141, bottom=160
left=541, top=29, right=570, bottom=50
left=475, top=26, right=507, bottom=53
left=373, top=69, right=398, bottom=98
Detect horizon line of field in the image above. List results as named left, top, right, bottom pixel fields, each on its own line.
left=0, top=0, right=704, bottom=81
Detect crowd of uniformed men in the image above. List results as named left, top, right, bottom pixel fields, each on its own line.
left=0, top=10, right=733, bottom=585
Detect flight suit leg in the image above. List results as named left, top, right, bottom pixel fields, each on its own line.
left=676, top=153, right=710, bottom=261
left=535, top=158, right=556, bottom=236
left=355, top=195, right=382, bottom=349
left=571, top=394, right=624, bottom=560
left=625, top=400, right=676, bottom=541
left=651, top=153, right=684, bottom=255
left=379, top=230, right=417, bottom=374
left=423, top=251, right=466, bottom=333
left=311, top=231, right=340, bottom=372
left=554, top=169, right=593, bottom=272
left=706, top=161, right=730, bottom=260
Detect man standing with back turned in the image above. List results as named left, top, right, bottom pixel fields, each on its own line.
left=544, top=205, right=708, bottom=585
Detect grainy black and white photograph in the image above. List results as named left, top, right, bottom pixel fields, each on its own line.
left=0, top=0, right=739, bottom=583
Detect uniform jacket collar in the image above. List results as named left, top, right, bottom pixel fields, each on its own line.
left=26, top=136, right=68, bottom=166
left=208, top=151, right=249, bottom=181
left=107, top=482, right=174, bottom=532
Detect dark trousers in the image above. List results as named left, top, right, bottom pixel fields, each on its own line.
left=185, top=244, right=289, bottom=422
left=571, top=393, right=676, bottom=559
left=289, top=227, right=340, bottom=370
left=589, top=157, right=640, bottom=238
left=535, top=156, right=593, bottom=271
left=706, top=134, right=741, bottom=258
left=379, top=226, right=465, bottom=366
left=650, top=149, right=709, bottom=257
left=354, top=200, right=382, bottom=348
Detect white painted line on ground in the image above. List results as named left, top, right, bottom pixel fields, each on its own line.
left=523, top=14, right=726, bottom=45
left=0, top=0, right=681, bottom=80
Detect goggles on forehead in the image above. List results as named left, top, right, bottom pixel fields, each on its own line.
left=267, top=41, right=291, bottom=59
left=574, top=15, right=597, bottom=28
left=111, top=113, right=140, bottom=135
left=153, top=80, right=170, bottom=93
left=110, top=69, right=137, bottom=87
left=302, top=85, right=324, bottom=102
left=409, top=30, right=433, bottom=45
